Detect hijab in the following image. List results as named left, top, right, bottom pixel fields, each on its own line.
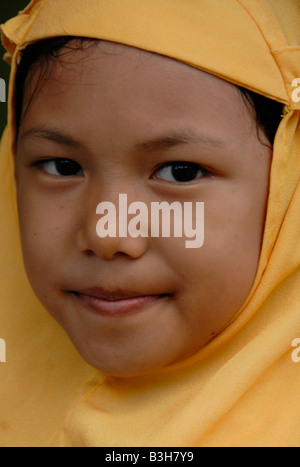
left=1, top=0, right=300, bottom=447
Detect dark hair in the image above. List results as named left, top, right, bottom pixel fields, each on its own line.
left=15, top=36, right=283, bottom=145
left=239, top=88, right=283, bottom=146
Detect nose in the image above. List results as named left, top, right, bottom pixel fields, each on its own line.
left=77, top=191, right=150, bottom=261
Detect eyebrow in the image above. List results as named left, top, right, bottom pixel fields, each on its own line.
left=135, top=130, right=226, bottom=152
left=20, top=126, right=226, bottom=152
left=20, top=126, right=84, bottom=149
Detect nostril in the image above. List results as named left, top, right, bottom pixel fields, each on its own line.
left=83, top=249, right=95, bottom=257
left=82, top=248, right=134, bottom=260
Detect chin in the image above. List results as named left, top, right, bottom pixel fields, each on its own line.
left=73, top=343, right=173, bottom=377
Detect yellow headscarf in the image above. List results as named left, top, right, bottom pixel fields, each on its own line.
left=1, top=0, right=300, bottom=447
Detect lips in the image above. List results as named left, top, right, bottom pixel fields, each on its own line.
left=70, top=287, right=171, bottom=317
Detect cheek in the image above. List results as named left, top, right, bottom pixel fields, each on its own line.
left=16, top=185, right=72, bottom=286
left=160, top=184, right=268, bottom=319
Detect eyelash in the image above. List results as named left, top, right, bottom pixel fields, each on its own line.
left=33, top=158, right=211, bottom=183
left=152, top=161, right=211, bottom=183
left=33, top=159, right=83, bottom=177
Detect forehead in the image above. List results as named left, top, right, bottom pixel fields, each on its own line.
left=23, top=39, right=241, bottom=104
left=20, top=40, right=252, bottom=147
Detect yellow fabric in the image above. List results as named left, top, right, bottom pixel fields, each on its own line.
left=0, top=0, right=300, bottom=447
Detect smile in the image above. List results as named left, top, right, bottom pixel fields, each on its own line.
left=70, top=290, right=171, bottom=317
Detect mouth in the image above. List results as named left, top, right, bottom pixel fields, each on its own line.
left=69, top=287, right=172, bottom=317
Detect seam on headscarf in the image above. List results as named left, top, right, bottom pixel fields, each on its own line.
left=252, top=118, right=287, bottom=281
left=273, top=46, right=300, bottom=54
left=3, top=0, right=47, bottom=51
left=20, top=0, right=47, bottom=44
left=271, top=48, right=300, bottom=109
left=60, top=373, right=106, bottom=424
left=79, top=374, right=107, bottom=405
left=236, top=0, right=287, bottom=100
left=57, top=373, right=105, bottom=447
left=274, top=115, right=288, bottom=259
left=237, top=0, right=286, bottom=47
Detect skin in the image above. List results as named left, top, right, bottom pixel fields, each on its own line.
left=15, top=40, right=272, bottom=376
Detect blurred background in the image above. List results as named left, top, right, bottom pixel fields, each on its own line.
left=0, top=0, right=29, bottom=137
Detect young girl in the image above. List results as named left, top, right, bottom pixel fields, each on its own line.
left=0, top=0, right=299, bottom=447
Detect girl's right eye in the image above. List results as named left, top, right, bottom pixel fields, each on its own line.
left=36, top=159, right=83, bottom=177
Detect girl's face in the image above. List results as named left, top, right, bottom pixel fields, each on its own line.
left=16, top=41, right=272, bottom=376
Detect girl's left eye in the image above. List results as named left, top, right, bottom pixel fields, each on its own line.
left=36, top=159, right=83, bottom=177
left=152, top=162, right=210, bottom=183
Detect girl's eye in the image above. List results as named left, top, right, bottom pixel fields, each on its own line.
left=37, top=159, right=83, bottom=177
left=153, top=162, right=209, bottom=183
